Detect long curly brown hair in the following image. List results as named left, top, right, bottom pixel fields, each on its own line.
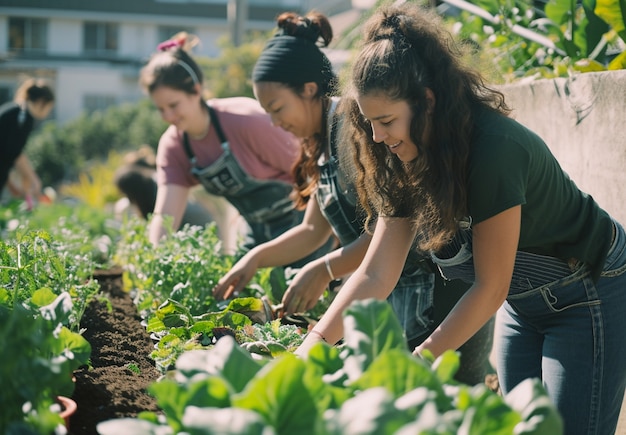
left=269, top=11, right=338, bottom=210
left=341, top=3, right=509, bottom=252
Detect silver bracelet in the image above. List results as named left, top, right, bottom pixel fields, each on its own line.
left=324, top=254, right=335, bottom=281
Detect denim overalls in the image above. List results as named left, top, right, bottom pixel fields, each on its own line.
left=315, top=105, right=434, bottom=342
left=183, top=104, right=330, bottom=267
left=431, top=217, right=626, bottom=435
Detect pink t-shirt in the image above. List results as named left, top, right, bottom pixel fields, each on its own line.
left=156, top=96, right=299, bottom=187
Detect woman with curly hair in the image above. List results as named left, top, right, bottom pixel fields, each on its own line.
left=296, top=4, right=626, bottom=434
left=213, top=10, right=494, bottom=385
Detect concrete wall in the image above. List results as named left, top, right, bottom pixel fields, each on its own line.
left=494, top=71, right=626, bottom=434
left=500, top=70, right=626, bottom=226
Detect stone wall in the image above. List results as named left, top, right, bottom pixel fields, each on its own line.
left=500, top=70, right=626, bottom=226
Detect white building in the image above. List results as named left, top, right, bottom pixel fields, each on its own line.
left=0, top=0, right=351, bottom=124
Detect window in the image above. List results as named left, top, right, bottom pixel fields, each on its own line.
left=83, top=94, right=117, bottom=114
left=8, top=17, right=48, bottom=52
left=83, top=22, right=119, bottom=54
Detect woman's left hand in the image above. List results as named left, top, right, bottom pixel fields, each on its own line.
left=282, top=261, right=330, bottom=314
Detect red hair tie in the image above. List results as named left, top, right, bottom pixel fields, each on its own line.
left=157, top=37, right=184, bottom=52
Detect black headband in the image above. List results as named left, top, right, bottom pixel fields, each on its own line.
left=252, top=35, right=333, bottom=85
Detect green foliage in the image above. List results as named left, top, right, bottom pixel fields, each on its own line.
left=26, top=99, right=167, bottom=188
left=115, top=217, right=340, bottom=371
left=199, top=32, right=271, bottom=99
left=336, top=0, right=624, bottom=83
left=115, top=218, right=241, bottom=317
left=97, top=299, right=563, bottom=435
left=0, top=219, right=103, bottom=432
left=115, top=217, right=309, bottom=371
left=0, top=299, right=91, bottom=434
left=0, top=230, right=101, bottom=329
left=440, top=0, right=626, bottom=82
left=1, top=200, right=118, bottom=270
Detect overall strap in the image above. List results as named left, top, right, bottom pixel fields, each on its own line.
left=182, top=102, right=228, bottom=163
left=329, top=113, right=339, bottom=157
left=326, top=97, right=340, bottom=158
left=206, top=104, right=227, bottom=144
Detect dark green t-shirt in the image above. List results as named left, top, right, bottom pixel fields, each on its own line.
left=467, top=108, right=613, bottom=280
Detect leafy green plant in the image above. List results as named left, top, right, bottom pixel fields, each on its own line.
left=1, top=199, right=120, bottom=269
left=116, top=217, right=336, bottom=370
left=440, top=0, right=625, bottom=82
left=237, top=319, right=306, bottom=355
left=0, top=224, right=95, bottom=433
left=0, top=230, right=102, bottom=330
left=544, top=0, right=626, bottom=68
left=126, top=363, right=141, bottom=375
left=146, top=297, right=307, bottom=372
left=115, top=217, right=289, bottom=318
left=97, top=299, right=563, bottom=435
left=0, top=295, right=91, bottom=434
left=115, top=218, right=239, bottom=317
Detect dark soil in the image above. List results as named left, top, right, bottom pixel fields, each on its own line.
left=69, top=267, right=161, bottom=435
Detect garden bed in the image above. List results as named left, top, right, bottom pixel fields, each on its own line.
left=70, top=268, right=161, bottom=435
left=68, top=266, right=507, bottom=434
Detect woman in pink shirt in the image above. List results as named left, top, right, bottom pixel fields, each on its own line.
left=140, top=33, right=332, bottom=266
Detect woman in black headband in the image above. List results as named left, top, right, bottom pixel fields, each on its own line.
left=212, top=11, right=494, bottom=385
left=139, top=32, right=332, bottom=267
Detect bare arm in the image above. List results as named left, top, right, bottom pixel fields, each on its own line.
left=148, top=183, right=190, bottom=245
left=13, top=154, right=41, bottom=197
left=282, top=232, right=372, bottom=314
left=296, top=217, right=415, bottom=356
left=212, top=197, right=334, bottom=300
left=414, top=205, right=520, bottom=357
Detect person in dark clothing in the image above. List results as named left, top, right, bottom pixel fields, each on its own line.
left=114, top=153, right=214, bottom=228
left=0, top=78, right=54, bottom=200
left=297, top=4, right=626, bottom=434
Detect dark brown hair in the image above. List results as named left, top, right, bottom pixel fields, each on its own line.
left=342, top=3, right=510, bottom=251
left=14, top=78, right=55, bottom=104
left=114, top=164, right=157, bottom=219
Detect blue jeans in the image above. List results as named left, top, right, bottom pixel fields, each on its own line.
left=392, top=269, right=495, bottom=386
left=387, top=269, right=434, bottom=343
left=496, top=221, right=626, bottom=435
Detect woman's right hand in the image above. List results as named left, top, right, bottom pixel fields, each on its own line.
left=212, top=253, right=259, bottom=300
left=295, top=330, right=326, bottom=359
